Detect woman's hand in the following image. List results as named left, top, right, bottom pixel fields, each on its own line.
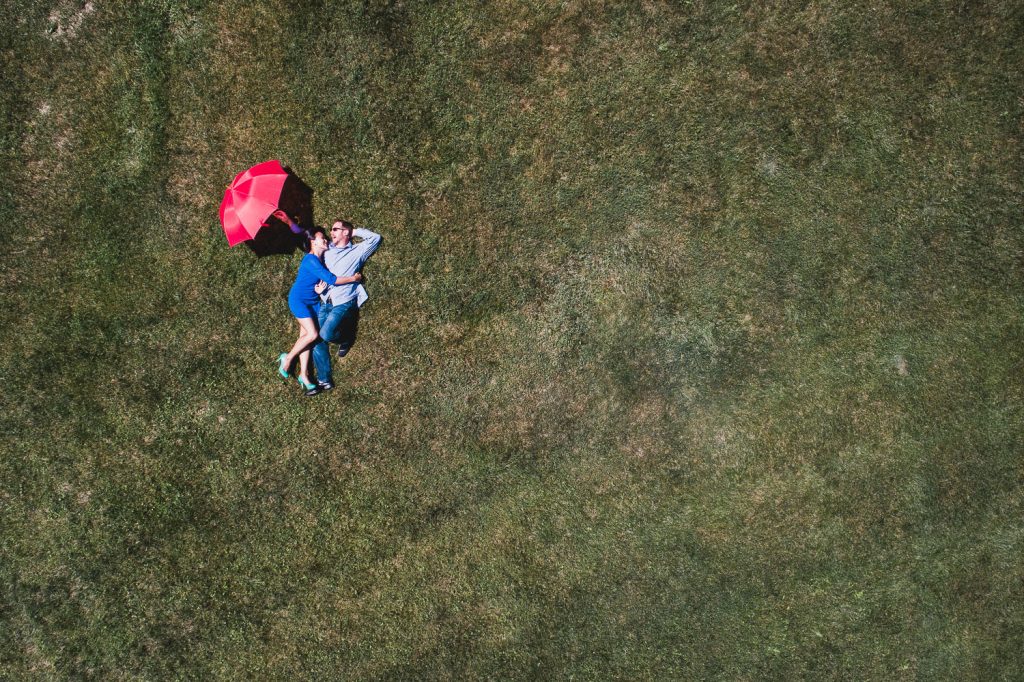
left=314, top=280, right=328, bottom=294
left=332, top=272, right=362, bottom=285
left=273, top=209, right=303, bottom=233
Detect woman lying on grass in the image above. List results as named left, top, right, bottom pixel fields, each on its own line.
left=274, top=210, right=362, bottom=392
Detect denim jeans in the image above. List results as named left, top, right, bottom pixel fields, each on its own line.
left=311, top=297, right=359, bottom=384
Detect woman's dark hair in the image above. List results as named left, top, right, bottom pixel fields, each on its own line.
left=299, top=226, right=327, bottom=253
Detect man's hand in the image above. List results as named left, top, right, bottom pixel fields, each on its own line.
left=314, top=280, right=328, bottom=294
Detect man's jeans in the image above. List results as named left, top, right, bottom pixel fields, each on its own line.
left=311, top=297, right=359, bottom=384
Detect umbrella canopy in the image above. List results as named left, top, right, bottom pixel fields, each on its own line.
left=219, top=160, right=289, bottom=246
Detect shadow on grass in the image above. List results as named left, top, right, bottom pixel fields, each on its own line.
left=244, top=168, right=315, bottom=257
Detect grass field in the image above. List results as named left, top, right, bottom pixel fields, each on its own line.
left=2, top=0, right=1022, bottom=678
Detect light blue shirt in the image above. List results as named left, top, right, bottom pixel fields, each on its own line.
left=322, top=227, right=382, bottom=306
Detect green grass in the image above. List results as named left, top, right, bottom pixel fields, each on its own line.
left=2, top=0, right=1023, bottom=678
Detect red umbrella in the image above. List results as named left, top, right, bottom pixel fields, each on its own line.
left=219, top=160, right=289, bottom=246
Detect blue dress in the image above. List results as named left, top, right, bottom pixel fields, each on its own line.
left=287, top=254, right=336, bottom=319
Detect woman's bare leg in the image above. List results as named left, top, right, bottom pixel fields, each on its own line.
left=284, top=318, right=320, bottom=371
left=297, top=349, right=312, bottom=382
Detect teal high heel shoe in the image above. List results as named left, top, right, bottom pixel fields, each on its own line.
left=297, top=376, right=316, bottom=391
left=277, top=353, right=290, bottom=379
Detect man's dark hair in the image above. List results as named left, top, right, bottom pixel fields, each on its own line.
left=335, top=219, right=354, bottom=231
left=300, top=226, right=327, bottom=253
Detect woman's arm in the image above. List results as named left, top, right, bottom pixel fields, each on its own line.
left=272, top=209, right=304, bottom=234
left=308, top=256, right=363, bottom=287
left=334, top=272, right=363, bottom=285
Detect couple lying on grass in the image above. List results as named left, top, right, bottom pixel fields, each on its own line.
left=274, top=209, right=382, bottom=397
